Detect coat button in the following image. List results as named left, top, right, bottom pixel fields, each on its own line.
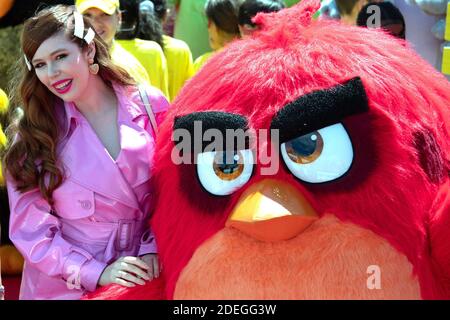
left=78, top=200, right=92, bottom=210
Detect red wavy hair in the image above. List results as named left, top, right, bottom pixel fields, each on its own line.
left=2, top=5, right=134, bottom=206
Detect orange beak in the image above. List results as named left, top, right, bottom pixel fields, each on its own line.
left=226, top=179, right=319, bottom=242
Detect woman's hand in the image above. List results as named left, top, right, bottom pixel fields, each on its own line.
left=98, top=256, right=151, bottom=287
left=139, top=253, right=160, bottom=281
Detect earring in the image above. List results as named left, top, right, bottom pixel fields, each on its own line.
left=89, top=60, right=99, bottom=75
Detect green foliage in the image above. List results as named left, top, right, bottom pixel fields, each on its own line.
left=0, top=25, right=22, bottom=92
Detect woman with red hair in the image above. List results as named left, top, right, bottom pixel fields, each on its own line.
left=2, top=5, right=168, bottom=299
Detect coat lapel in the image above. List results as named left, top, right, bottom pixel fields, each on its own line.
left=59, top=124, right=140, bottom=210
left=57, top=84, right=154, bottom=211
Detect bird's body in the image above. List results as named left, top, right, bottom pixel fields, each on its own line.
left=175, top=215, right=421, bottom=299
left=87, top=0, right=450, bottom=300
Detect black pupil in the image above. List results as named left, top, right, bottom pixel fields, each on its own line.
left=217, top=152, right=240, bottom=174
left=290, top=133, right=317, bottom=157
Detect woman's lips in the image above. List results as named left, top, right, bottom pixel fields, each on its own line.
left=52, top=79, right=73, bottom=95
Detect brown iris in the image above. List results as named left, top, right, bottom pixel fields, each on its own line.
left=285, top=131, right=324, bottom=164
left=213, top=151, right=244, bottom=181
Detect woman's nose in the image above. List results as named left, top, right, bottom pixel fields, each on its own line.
left=47, top=62, right=61, bottom=79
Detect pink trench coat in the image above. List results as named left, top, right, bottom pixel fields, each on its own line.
left=7, top=84, right=169, bottom=299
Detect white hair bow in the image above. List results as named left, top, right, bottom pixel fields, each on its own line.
left=73, top=11, right=95, bottom=44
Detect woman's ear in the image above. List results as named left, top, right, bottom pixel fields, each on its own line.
left=86, top=41, right=96, bottom=61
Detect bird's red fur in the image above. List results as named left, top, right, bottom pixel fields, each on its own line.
left=83, top=275, right=166, bottom=300
left=88, top=0, right=450, bottom=299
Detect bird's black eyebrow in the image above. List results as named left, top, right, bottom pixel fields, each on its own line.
left=270, top=77, right=369, bottom=144
left=173, top=111, right=249, bottom=151
left=174, top=111, right=248, bottom=133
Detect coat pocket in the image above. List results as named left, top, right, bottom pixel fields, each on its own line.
left=53, top=179, right=95, bottom=220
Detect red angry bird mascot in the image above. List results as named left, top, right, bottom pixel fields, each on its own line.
left=88, top=0, right=450, bottom=299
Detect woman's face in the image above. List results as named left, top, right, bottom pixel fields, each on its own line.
left=82, top=8, right=119, bottom=47
left=31, top=32, right=92, bottom=102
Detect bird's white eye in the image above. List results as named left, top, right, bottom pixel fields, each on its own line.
left=280, top=123, right=353, bottom=183
left=197, top=149, right=254, bottom=196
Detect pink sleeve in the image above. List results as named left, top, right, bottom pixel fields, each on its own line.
left=7, top=178, right=107, bottom=292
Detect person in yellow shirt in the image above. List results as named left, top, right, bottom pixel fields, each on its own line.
left=193, top=52, right=214, bottom=73
left=193, top=0, right=241, bottom=74
left=117, top=0, right=169, bottom=98
left=110, top=41, right=152, bottom=86
left=139, top=0, right=194, bottom=101
left=75, top=0, right=151, bottom=86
